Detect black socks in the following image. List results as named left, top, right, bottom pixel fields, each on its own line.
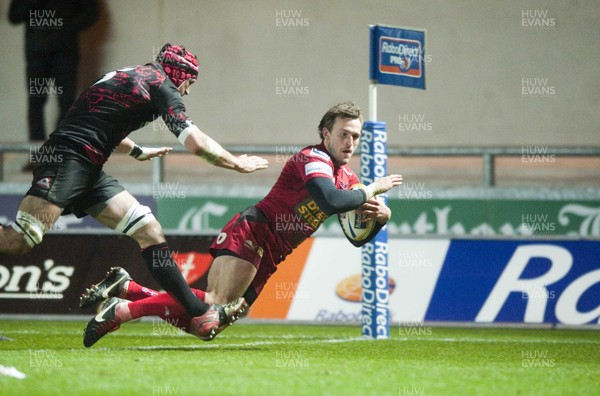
left=141, top=242, right=208, bottom=317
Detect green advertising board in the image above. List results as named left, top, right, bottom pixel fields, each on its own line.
left=157, top=196, right=600, bottom=237
left=388, top=199, right=599, bottom=237
left=157, top=196, right=257, bottom=233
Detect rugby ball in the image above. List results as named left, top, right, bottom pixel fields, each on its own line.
left=338, top=208, right=375, bottom=242
left=338, top=184, right=376, bottom=242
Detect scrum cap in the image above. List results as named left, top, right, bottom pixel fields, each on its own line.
left=156, top=43, right=199, bottom=87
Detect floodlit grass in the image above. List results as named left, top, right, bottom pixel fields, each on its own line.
left=0, top=320, right=598, bottom=395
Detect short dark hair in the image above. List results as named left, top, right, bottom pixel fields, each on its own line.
left=318, top=102, right=363, bottom=139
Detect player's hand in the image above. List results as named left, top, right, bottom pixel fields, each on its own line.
left=356, top=197, right=391, bottom=225
left=236, top=155, right=269, bottom=173
left=134, top=146, right=172, bottom=161
left=369, top=174, right=403, bottom=195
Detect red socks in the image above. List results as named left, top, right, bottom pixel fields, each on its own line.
left=124, top=280, right=159, bottom=301
left=125, top=283, right=207, bottom=333
left=128, top=292, right=187, bottom=319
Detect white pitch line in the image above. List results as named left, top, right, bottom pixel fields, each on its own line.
left=3, top=329, right=597, bottom=346
left=396, top=336, right=600, bottom=345
left=1, top=329, right=84, bottom=336
left=111, top=337, right=367, bottom=351
left=0, top=330, right=41, bottom=335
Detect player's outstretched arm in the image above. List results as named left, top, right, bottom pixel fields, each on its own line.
left=179, top=126, right=268, bottom=173
left=306, top=174, right=402, bottom=216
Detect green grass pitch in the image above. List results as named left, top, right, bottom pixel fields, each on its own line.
left=0, top=320, right=598, bottom=395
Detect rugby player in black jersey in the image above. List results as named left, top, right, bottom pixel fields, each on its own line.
left=0, top=44, right=268, bottom=338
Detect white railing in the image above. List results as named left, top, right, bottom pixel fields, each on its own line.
left=1, top=143, right=599, bottom=187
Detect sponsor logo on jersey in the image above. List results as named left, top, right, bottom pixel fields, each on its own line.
left=309, top=147, right=330, bottom=161
left=305, top=161, right=333, bottom=177
left=296, top=199, right=328, bottom=229
left=35, top=177, right=52, bottom=189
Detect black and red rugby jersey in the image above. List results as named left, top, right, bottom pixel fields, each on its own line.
left=50, top=63, right=193, bottom=164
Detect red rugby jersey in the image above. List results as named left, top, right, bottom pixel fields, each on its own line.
left=255, top=143, right=359, bottom=250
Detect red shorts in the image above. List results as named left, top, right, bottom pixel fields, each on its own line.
left=209, top=206, right=292, bottom=305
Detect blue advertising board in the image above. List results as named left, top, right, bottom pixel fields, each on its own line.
left=369, top=25, right=426, bottom=89
left=425, top=240, right=600, bottom=325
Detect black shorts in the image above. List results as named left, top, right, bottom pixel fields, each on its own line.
left=26, top=141, right=125, bottom=218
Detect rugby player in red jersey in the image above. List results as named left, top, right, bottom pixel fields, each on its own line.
left=0, top=44, right=268, bottom=338
left=81, top=102, right=402, bottom=347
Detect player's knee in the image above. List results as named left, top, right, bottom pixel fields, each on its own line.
left=9, top=211, right=47, bottom=254
left=115, top=203, right=158, bottom=239
left=130, top=219, right=164, bottom=247
left=138, top=219, right=164, bottom=244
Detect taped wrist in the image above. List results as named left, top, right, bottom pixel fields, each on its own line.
left=356, top=181, right=384, bottom=200
left=129, top=144, right=143, bottom=159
